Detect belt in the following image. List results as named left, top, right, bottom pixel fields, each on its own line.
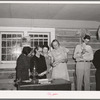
left=77, top=61, right=91, bottom=62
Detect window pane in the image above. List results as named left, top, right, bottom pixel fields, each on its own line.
left=39, top=35, right=43, bottom=37
left=17, top=39, right=21, bottom=45
left=39, top=39, right=43, bottom=46
left=29, top=35, right=33, bottom=37
left=31, top=41, right=34, bottom=47
left=12, top=34, right=16, bottom=38
left=34, top=35, right=38, bottom=37
left=7, top=55, right=11, bottom=61
left=2, top=55, right=6, bottom=60
left=7, top=41, right=11, bottom=47
left=34, top=39, right=38, bottom=47
left=12, top=55, right=17, bottom=61
left=2, top=41, right=6, bottom=47
left=2, top=48, right=6, bottom=54
left=44, top=41, right=48, bottom=45
left=7, top=48, right=11, bottom=54
left=44, top=35, right=47, bottom=37
left=1, top=33, right=22, bottom=61
left=12, top=40, right=16, bottom=46
left=17, top=34, right=21, bottom=37
left=7, top=34, right=11, bottom=38
left=2, top=34, right=6, bottom=38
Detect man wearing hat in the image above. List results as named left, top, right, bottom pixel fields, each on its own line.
left=74, top=35, right=93, bottom=90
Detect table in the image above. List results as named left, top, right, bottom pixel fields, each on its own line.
left=17, top=79, right=71, bottom=90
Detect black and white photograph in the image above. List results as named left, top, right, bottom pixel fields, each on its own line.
left=0, top=1, right=100, bottom=99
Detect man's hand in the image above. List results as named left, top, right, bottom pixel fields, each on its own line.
left=38, top=71, right=47, bottom=76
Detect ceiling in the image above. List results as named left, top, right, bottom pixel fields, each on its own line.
left=0, top=3, right=100, bottom=22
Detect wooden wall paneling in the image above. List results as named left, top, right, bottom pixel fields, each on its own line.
left=56, top=28, right=98, bottom=90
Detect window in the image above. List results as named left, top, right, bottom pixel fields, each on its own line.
left=0, top=27, right=55, bottom=68
left=1, top=32, right=49, bottom=62
left=1, top=32, right=23, bottom=62
left=29, top=32, right=49, bottom=48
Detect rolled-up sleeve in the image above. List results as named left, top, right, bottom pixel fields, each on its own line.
left=74, top=45, right=81, bottom=59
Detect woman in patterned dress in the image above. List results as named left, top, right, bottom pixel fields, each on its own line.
left=49, top=39, right=70, bottom=81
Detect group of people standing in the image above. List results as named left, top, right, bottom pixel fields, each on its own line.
left=15, top=34, right=100, bottom=91
left=15, top=39, right=70, bottom=85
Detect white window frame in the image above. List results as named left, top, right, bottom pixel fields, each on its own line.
left=1, top=31, right=24, bottom=64
left=0, top=27, right=55, bottom=68
left=28, top=32, right=50, bottom=47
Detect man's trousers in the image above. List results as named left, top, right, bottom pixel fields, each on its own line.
left=76, top=62, right=91, bottom=90
left=95, top=70, right=100, bottom=90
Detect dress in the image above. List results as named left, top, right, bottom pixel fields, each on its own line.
left=44, top=55, right=52, bottom=79
left=50, top=46, right=70, bottom=81
left=15, top=54, right=30, bottom=81
left=30, top=55, right=47, bottom=79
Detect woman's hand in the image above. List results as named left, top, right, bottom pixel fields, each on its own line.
left=52, top=61, right=59, bottom=67
left=52, top=59, right=68, bottom=67
left=47, top=67, right=52, bottom=74
left=15, top=79, right=21, bottom=85
left=60, top=58, right=68, bottom=63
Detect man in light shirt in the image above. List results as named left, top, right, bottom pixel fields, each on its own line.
left=74, top=35, right=93, bottom=90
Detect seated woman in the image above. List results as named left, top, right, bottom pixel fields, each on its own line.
left=15, top=46, right=32, bottom=82
left=30, top=46, right=47, bottom=79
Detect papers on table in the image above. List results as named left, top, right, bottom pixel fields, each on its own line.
left=38, top=79, right=51, bottom=84
left=22, top=79, right=32, bottom=83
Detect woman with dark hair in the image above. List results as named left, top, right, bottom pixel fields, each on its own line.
left=15, top=46, right=32, bottom=82
left=30, top=46, right=47, bottom=79
left=49, top=39, right=70, bottom=81
left=42, top=45, right=52, bottom=79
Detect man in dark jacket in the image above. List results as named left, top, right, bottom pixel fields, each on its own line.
left=93, top=49, right=100, bottom=90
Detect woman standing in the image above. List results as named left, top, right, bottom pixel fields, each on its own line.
left=49, top=39, right=70, bottom=81
left=30, top=46, right=47, bottom=79
left=15, top=46, right=32, bottom=82
left=42, top=45, right=52, bottom=79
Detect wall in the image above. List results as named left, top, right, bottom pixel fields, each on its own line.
left=0, top=18, right=99, bottom=90
left=55, top=28, right=98, bottom=90
left=0, top=18, right=99, bottom=28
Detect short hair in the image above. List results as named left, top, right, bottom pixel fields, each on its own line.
left=43, top=45, right=49, bottom=51
left=22, top=46, right=32, bottom=56
left=34, top=45, right=42, bottom=54
left=83, top=35, right=91, bottom=40
left=51, top=39, right=60, bottom=49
